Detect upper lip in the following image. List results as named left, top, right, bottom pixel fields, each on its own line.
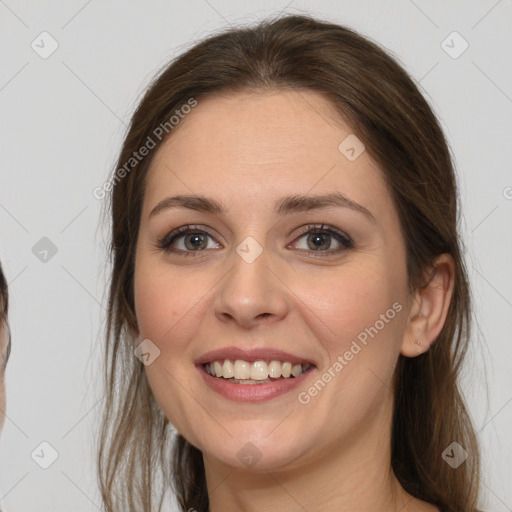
left=194, top=346, right=317, bottom=367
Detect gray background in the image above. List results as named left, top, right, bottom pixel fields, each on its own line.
left=0, top=1, right=511, bottom=510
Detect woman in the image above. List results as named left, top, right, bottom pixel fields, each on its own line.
left=98, top=14, right=481, bottom=512
left=0, top=262, right=7, bottom=512
left=0, top=261, right=11, bottom=512
left=0, top=262, right=10, bottom=436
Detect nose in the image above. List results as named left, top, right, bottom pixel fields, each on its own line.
left=213, top=246, right=290, bottom=330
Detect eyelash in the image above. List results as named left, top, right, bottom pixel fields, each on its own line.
left=156, top=224, right=354, bottom=258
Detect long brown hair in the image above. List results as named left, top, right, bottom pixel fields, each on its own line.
left=0, top=262, right=10, bottom=370
left=98, top=14, right=481, bottom=512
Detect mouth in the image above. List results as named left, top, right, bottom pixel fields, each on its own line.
left=202, top=359, right=314, bottom=384
left=195, top=348, right=317, bottom=402
left=194, top=346, right=318, bottom=402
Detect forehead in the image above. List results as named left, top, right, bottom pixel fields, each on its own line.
left=144, top=90, right=390, bottom=219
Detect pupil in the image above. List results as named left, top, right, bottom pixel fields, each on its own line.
left=309, top=233, right=330, bottom=250
left=187, top=233, right=206, bottom=250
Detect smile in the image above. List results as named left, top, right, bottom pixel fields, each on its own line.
left=198, top=359, right=316, bottom=402
left=204, top=359, right=312, bottom=383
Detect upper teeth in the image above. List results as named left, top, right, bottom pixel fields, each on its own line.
left=205, top=360, right=311, bottom=380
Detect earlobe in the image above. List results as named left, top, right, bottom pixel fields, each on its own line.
left=400, top=254, right=455, bottom=358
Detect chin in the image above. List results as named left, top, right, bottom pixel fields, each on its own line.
left=201, top=436, right=310, bottom=472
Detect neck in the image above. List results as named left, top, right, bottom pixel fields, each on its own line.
left=203, top=394, right=436, bottom=512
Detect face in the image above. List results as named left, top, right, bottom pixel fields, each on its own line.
left=134, top=90, right=411, bottom=471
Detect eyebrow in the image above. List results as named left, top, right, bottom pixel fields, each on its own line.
left=149, top=192, right=376, bottom=223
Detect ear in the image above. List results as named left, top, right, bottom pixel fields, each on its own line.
left=401, top=254, right=455, bottom=357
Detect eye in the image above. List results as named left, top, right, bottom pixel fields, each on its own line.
left=290, top=224, right=353, bottom=255
left=157, top=223, right=354, bottom=258
left=157, top=225, right=221, bottom=256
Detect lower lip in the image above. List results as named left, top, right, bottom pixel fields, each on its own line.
left=197, top=365, right=316, bottom=402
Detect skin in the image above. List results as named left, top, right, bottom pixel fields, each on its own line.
left=134, top=90, right=453, bottom=511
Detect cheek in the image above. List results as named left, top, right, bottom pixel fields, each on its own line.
left=134, top=266, right=193, bottom=349
left=294, top=260, right=409, bottom=413
left=133, top=262, right=207, bottom=436
left=133, top=259, right=221, bottom=371
left=308, top=262, right=405, bottom=352
left=135, top=274, right=176, bottom=339
left=290, top=261, right=407, bottom=436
